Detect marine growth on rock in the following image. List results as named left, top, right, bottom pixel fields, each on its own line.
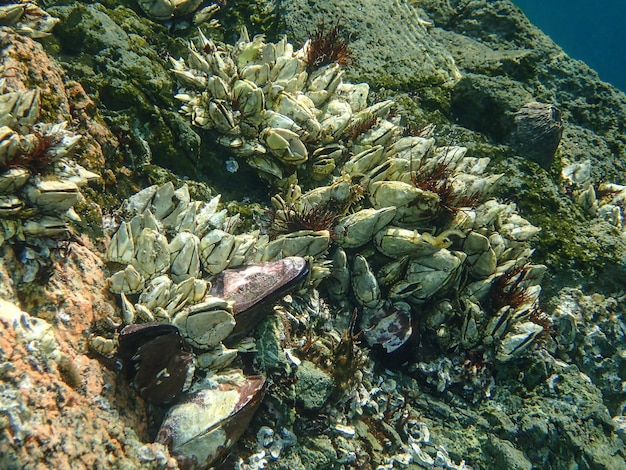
left=169, top=27, right=551, bottom=380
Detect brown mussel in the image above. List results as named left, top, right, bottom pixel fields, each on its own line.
left=117, top=323, right=195, bottom=405
left=211, top=256, right=309, bottom=340
left=156, top=373, right=267, bottom=469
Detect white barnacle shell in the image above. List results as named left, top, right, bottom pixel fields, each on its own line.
left=132, top=227, right=171, bottom=279
left=326, top=247, right=350, bottom=298
left=352, top=119, right=400, bottom=152
left=474, top=200, right=514, bottom=229
left=257, top=230, right=330, bottom=261
left=169, top=231, right=201, bottom=283
left=195, top=343, right=238, bottom=371
left=0, top=167, right=30, bottom=194
left=232, top=79, right=265, bottom=118
left=374, top=226, right=443, bottom=258
left=53, top=159, right=100, bottom=187
left=0, top=194, right=23, bottom=216
left=107, top=264, right=145, bottom=295
left=172, top=297, right=235, bottom=349
left=499, top=214, right=541, bottom=241
left=24, top=178, right=80, bottom=213
left=129, top=210, right=162, bottom=242
left=125, top=184, right=159, bottom=215
left=384, top=135, right=435, bottom=162
left=351, top=255, right=382, bottom=309
left=342, top=145, right=386, bottom=176
left=332, top=207, right=396, bottom=249
left=336, top=82, right=369, bottom=112
left=562, top=160, right=591, bottom=187
left=306, top=63, right=343, bottom=107
left=261, top=127, right=308, bottom=165
left=0, top=126, right=23, bottom=168
left=22, top=216, right=68, bottom=237
left=229, top=232, right=259, bottom=267
left=318, top=98, right=352, bottom=141
left=106, top=221, right=135, bottom=264
left=138, top=274, right=174, bottom=311
left=404, top=249, right=467, bottom=302
left=173, top=277, right=209, bottom=308
left=495, top=321, right=543, bottom=362
left=463, top=231, right=497, bottom=278
left=0, top=88, right=40, bottom=131
left=200, top=229, right=235, bottom=274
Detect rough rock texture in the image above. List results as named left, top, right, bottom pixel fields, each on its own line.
left=0, top=28, right=170, bottom=468
left=280, top=0, right=462, bottom=91
left=414, top=0, right=626, bottom=295
left=0, top=244, right=175, bottom=469
left=46, top=2, right=202, bottom=180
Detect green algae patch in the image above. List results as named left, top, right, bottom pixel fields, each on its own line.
left=294, top=361, right=334, bottom=411
left=492, top=157, right=626, bottom=297
left=48, top=2, right=200, bottom=177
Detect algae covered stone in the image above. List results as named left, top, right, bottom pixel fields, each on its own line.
left=295, top=360, right=333, bottom=411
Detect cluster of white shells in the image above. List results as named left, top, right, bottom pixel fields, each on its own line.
left=0, top=1, right=59, bottom=38
left=0, top=79, right=98, bottom=247
left=171, top=27, right=401, bottom=186
left=101, top=180, right=331, bottom=370
left=567, top=160, right=626, bottom=233
left=170, top=30, right=549, bottom=364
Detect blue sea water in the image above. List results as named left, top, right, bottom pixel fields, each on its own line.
left=512, top=0, right=626, bottom=92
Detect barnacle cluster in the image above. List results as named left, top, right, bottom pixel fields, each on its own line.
left=565, top=159, right=626, bottom=238
left=171, top=28, right=551, bottom=382
left=0, top=1, right=59, bottom=38
left=98, top=181, right=315, bottom=466
left=96, top=22, right=554, bottom=467
left=0, top=79, right=97, bottom=249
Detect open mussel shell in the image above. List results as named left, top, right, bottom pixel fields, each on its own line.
left=211, top=256, right=309, bottom=340
left=117, top=323, right=195, bottom=405
left=360, top=302, right=417, bottom=363
left=156, top=374, right=266, bottom=469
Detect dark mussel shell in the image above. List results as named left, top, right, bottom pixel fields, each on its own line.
left=156, top=374, right=266, bottom=469
left=361, top=302, right=417, bottom=363
left=117, top=323, right=195, bottom=405
left=211, top=256, right=309, bottom=340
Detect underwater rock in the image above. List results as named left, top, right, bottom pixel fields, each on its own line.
left=551, top=288, right=626, bottom=416
left=0, top=294, right=173, bottom=469
left=278, top=0, right=461, bottom=90
left=511, top=101, right=563, bottom=168
left=47, top=2, right=201, bottom=177
left=1, top=0, right=625, bottom=469
left=483, top=437, right=532, bottom=470
left=450, top=73, right=533, bottom=142
left=294, top=360, right=334, bottom=411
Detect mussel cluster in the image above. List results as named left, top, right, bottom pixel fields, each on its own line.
left=0, top=79, right=98, bottom=248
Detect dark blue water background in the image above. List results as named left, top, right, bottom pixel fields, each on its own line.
left=513, top=1, right=626, bottom=92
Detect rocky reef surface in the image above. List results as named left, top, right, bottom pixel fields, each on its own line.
left=1, top=0, right=625, bottom=469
